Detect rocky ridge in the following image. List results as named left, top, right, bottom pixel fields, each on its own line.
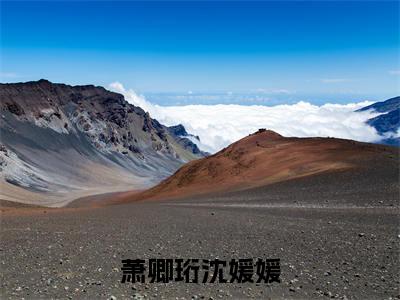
left=0, top=79, right=205, bottom=206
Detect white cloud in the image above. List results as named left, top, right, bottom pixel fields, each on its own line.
left=109, top=82, right=382, bottom=153
left=255, top=88, right=293, bottom=94
left=388, top=70, right=400, bottom=75
left=109, top=82, right=156, bottom=115
left=321, top=78, right=351, bottom=83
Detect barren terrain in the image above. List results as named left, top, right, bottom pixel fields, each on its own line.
left=1, top=150, right=399, bottom=299
left=1, top=131, right=399, bottom=299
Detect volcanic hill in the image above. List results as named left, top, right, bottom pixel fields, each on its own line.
left=120, top=129, right=398, bottom=203
left=0, top=80, right=205, bottom=206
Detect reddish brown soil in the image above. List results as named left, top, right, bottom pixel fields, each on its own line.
left=114, top=129, right=397, bottom=204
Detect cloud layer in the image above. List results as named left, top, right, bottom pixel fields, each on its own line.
left=109, top=82, right=382, bottom=153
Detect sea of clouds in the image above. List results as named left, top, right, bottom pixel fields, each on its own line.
left=109, top=82, right=384, bottom=153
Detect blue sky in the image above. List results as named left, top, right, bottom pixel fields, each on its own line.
left=1, top=1, right=399, bottom=104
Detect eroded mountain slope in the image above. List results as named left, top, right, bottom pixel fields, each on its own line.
left=0, top=79, right=204, bottom=206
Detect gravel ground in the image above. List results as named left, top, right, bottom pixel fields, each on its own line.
left=1, top=159, right=399, bottom=299
left=1, top=201, right=399, bottom=300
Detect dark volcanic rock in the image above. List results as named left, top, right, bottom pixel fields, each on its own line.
left=168, top=124, right=200, bottom=141
left=167, top=124, right=208, bottom=156
left=367, top=108, right=399, bottom=134
left=3, top=102, right=25, bottom=116
left=0, top=79, right=205, bottom=206
left=168, top=124, right=189, bottom=137
left=357, top=96, right=400, bottom=146
left=357, top=96, right=400, bottom=113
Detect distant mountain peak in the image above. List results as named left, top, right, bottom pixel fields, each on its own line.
left=167, top=124, right=207, bottom=156
left=357, top=96, right=400, bottom=146
left=356, top=96, right=400, bottom=113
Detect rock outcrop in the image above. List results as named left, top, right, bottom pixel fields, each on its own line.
left=0, top=79, right=205, bottom=206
